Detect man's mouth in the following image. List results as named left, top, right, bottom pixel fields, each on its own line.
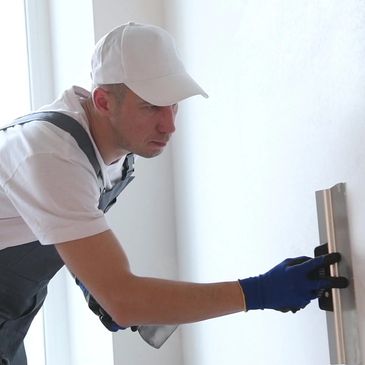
left=151, top=142, right=166, bottom=147
left=150, top=139, right=169, bottom=147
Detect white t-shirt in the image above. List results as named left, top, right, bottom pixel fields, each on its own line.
left=0, top=86, right=126, bottom=249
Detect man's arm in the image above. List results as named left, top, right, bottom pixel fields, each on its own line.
left=55, top=229, right=245, bottom=328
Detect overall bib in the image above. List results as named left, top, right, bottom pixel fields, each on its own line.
left=0, top=112, right=135, bottom=364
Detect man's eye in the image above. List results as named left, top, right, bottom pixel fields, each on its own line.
left=145, top=104, right=158, bottom=111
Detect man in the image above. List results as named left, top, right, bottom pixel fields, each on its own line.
left=0, top=22, right=347, bottom=364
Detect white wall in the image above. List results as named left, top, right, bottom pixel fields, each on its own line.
left=165, top=1, right=365, bottom=364
left=91, top=1, right=183, bottom=365
left=0, top=0, right=30, bottom=122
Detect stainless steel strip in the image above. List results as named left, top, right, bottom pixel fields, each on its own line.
left=315, top=183, right=362, bottom=365
left=323, top=188, right=346, bottom=363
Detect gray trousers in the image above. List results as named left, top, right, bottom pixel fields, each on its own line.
left=0, top=242, right=64, bottom=364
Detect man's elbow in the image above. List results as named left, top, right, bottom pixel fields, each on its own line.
left=103, top=277, right=144, bottom=328
left=109, top=301, right=142, bottom=328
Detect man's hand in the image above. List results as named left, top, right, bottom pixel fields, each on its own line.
left=239, top=253, right=349, bottom=312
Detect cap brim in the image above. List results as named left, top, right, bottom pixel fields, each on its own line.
left=125, top=72, right=208, bottom=106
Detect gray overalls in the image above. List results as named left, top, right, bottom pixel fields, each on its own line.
left=0, top=112, right=135, bottom=364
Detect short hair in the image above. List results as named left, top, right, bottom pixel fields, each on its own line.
left=93, top=83, right=129, bottom=104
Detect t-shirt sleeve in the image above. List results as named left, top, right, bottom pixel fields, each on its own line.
left=3, top=152, right=109, bottom=245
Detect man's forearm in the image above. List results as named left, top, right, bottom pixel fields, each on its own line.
left=55, top=230, right=245, bottom=329
left=103, top=276, right=245, bottom=327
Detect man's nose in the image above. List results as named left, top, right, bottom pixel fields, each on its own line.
left=158, top=105, right=176, bottom=134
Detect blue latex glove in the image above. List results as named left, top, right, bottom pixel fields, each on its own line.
left=239, top=253, right=348, bottom=312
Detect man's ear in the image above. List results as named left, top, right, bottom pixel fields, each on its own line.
left=92, top=88, right=112, bottom=114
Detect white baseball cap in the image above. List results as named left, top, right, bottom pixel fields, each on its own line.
left=91, top=22, right=208, bottom=106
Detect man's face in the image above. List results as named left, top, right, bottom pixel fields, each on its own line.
left=109, top=88, right=178, bottom=158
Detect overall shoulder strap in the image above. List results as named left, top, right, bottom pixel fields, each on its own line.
left=4, top=111, right=135, bottom=213
left=5, top=111, right=101, bottom=177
